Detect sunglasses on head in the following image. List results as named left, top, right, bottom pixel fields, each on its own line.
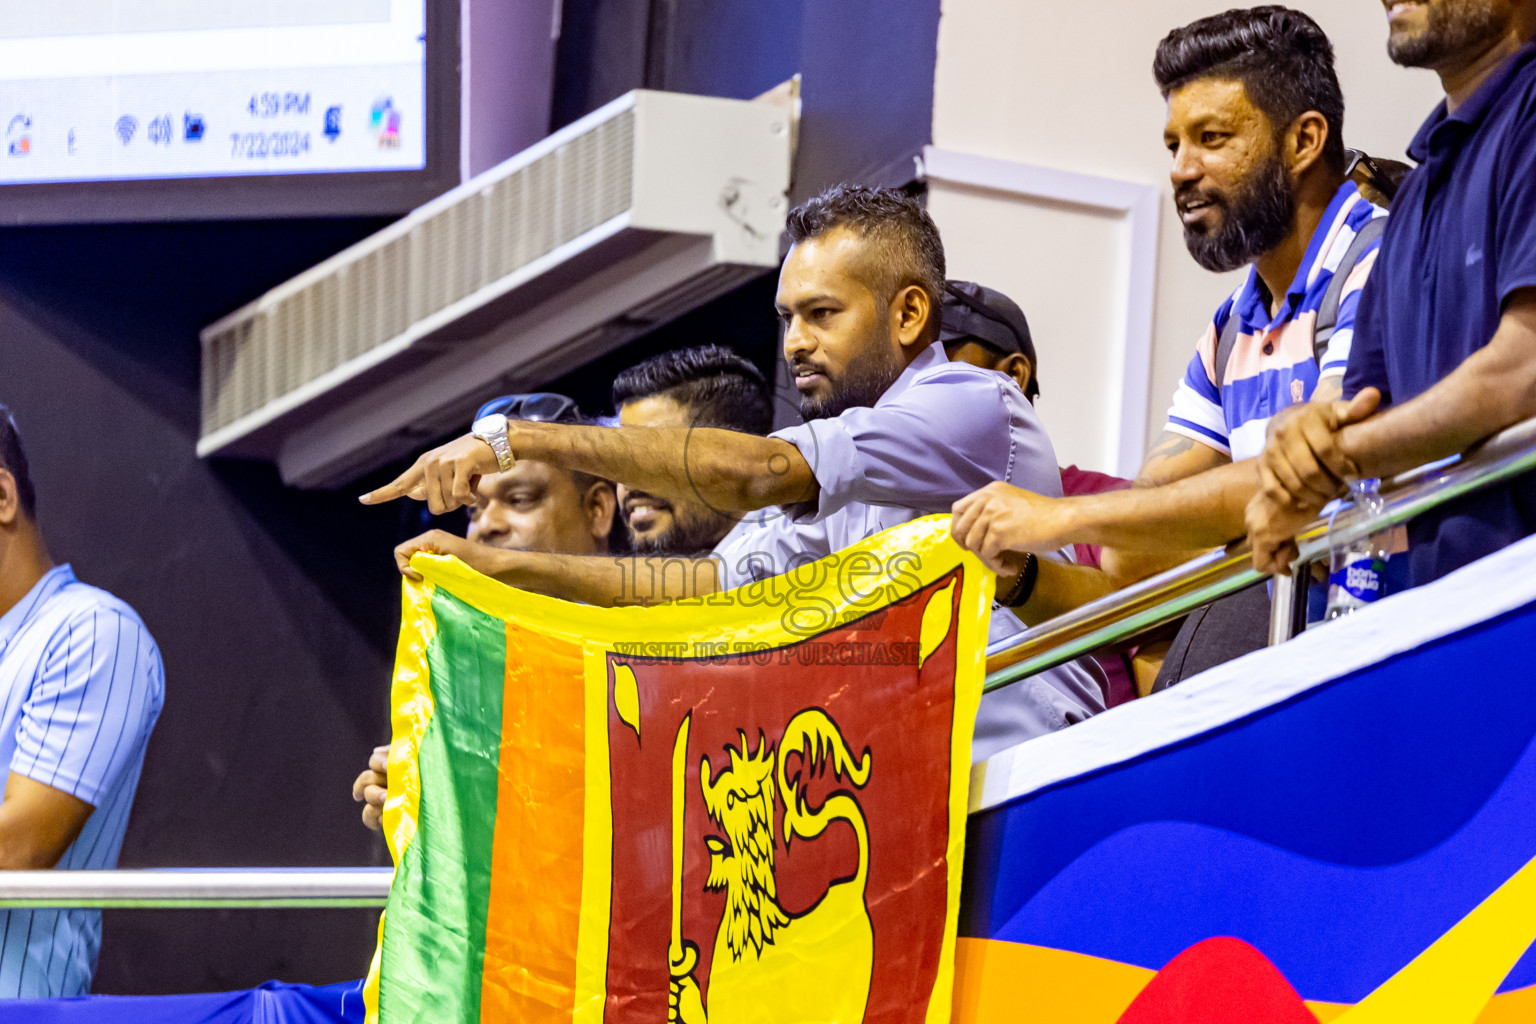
left=1343, top=148, right=1400, bottom=203
left=474, top=392, right=584, bottom=425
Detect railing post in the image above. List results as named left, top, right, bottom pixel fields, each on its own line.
left=1268, top=575, right=1295, bottom=645
left=1267, top=565, right=1310, bottom=646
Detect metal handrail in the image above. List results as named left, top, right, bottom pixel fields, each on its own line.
left=0, top=868, right=392, bottom=909
left=19, top=419, right=1536, bottom=911
left=984, top=414, right=1536, bottom=692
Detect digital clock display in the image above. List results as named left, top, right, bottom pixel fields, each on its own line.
left=0, top=0, right=426, bottom=185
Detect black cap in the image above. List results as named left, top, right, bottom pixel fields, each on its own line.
left=939, top=281, right=1039, bottom=400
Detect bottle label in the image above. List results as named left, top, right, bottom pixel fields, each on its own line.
left=1330, top=554, right=1384, bottom=604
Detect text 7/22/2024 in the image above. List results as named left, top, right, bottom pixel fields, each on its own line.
left=229, top=131, right=311, bottom=159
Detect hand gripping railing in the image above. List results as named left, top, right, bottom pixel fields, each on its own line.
left=985, top=414, right=1536, bottom=692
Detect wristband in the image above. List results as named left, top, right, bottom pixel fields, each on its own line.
left=1000, top=553, right=1039, bottom=608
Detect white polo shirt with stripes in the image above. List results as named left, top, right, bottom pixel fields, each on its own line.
left=0, top=564, right=164, bottom=998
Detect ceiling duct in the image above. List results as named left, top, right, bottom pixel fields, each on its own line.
left=198, top=89, right=792, bottom=487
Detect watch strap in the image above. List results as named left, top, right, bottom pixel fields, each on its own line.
left=474, top=425, right=516, bottom=473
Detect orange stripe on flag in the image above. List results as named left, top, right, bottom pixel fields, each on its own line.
left=479, top=625, right=588, bottom=1023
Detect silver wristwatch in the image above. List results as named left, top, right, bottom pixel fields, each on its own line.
left=471, top=413, right=517, bottom=473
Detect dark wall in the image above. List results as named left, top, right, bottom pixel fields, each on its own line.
left=0, top=219, right=408, bottom=992
left=552, top=0, right=805, bottom=129
left=552, top=0, right=941, bottom=197
left=0, top=0, right=941, bottom=996
left=792, top=0, right=943, bottom=196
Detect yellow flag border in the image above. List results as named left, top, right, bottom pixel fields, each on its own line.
left=379, top=515, right=991, bottom=1023
left=364, top=578, right=441, bottom=1024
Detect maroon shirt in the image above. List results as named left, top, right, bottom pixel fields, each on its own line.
left=1059, top=465, right=1136, bottom=707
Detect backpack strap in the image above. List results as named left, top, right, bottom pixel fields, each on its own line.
left=1213, top=305, right=1241, bottom=393
left=1313, top=216, right=1387, bottom=363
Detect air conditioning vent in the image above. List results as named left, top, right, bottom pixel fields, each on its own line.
left=198, top=90, right=791, bottom=487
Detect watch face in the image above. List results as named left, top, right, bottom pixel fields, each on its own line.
left=472, top=413, right=509, bottom=437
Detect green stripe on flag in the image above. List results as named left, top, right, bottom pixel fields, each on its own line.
left=379, top=588, right=508, bottom=1024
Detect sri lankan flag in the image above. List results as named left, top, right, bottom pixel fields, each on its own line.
left=363, top=517, right=989, bottom=1024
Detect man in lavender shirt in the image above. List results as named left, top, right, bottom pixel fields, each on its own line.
left=374, top=185, right=1105, bottom=759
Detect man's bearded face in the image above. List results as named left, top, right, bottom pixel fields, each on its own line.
left=616, top=395, right=737, bottom=556
left=1165, top=78, right=1299, bottom=275
left=793, top=335, right=903, bottom=421
left=778, top=227, right=910, bottom=422
left=1176, top=147, right=1297, bottom=274
left=1385, top=0, right=1506, bottom=70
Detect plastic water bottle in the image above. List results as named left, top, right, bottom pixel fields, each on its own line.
left=1324, top=479, right=1390, bottom=620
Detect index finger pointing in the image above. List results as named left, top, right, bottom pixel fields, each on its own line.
left=360, top=463, right=425, bottom=505
left=360, top=480, right=405, bottom=505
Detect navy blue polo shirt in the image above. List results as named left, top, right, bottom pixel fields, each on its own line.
left=1344, top=41, right=1536, bottom=586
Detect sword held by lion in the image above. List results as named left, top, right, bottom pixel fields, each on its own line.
left=668, top=708, right=875, bottom=1024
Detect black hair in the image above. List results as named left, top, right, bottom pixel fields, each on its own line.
left=784, top=184, right=947, bottom=314
left=1154, top=6, right=1346, bottom=171
left=0, top=405, right=36, bottom=521
left=611, top=345, right=774, bottom=435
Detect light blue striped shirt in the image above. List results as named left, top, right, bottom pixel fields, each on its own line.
left=0, top=564, right=164, bottom=997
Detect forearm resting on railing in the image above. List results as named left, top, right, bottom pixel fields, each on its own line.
left=1052, top=460, right=1259, bottom=552
left=1344, top=293, right=1536, bottom=482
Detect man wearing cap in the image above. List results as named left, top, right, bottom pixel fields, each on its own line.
left=940, top=280, right=1136, bottom=580
left=950, top=7, right=1388, bottom=690
left=939, top=280, right=1041, bottom=406
left=941, top=281, right=1138, bottom=706
left=352, top=392, right=615, bottom=830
